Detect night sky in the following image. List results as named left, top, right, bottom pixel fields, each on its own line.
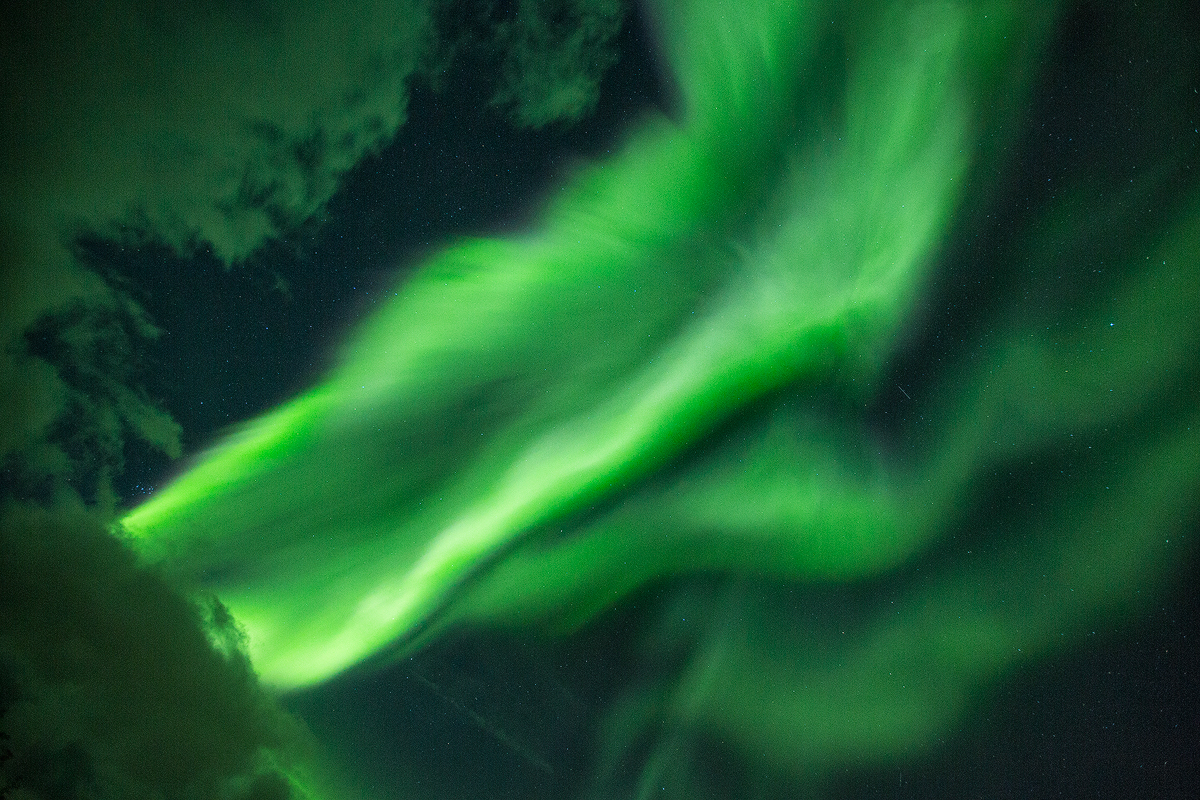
left=2, top=2, right=1198, bottom=799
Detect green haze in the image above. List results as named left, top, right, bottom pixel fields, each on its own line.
left=120, top=0, right=1198, bottom=792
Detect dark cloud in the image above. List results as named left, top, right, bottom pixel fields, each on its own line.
left=0, top=503, right=317, bottom=799
left=0, top=0, right=437, bottom=508
left=1, top=0, right=436, bottom=262
left=2, top=298, right=181, bottom=508
left=491, top=0, right=626, bottom=127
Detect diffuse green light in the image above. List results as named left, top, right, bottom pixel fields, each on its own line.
left=119, top=0, right=1198, bottom=789
left=124, top=0, right=1036, bottom=689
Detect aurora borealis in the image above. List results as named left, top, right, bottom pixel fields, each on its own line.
left=3, top=1, right=1198, bottom=799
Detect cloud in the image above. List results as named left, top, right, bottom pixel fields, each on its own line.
left=490, top=0, right=626, bottom=127
left=0, top=0, right=437, bottom=508
left=2, top=0, right=436, bottom=263
left=0, top=502, right=320, bottom=799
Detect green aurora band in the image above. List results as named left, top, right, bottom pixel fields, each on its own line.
left=121, top=0, right=1198, bottom=789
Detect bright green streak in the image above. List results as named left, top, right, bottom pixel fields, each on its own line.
left=121, top=0, right=1198, bottom=783
left=124, top=0, right=984, bottom=685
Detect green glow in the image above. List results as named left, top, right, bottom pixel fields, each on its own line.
left=120, top=0, right=1197, bottom=789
